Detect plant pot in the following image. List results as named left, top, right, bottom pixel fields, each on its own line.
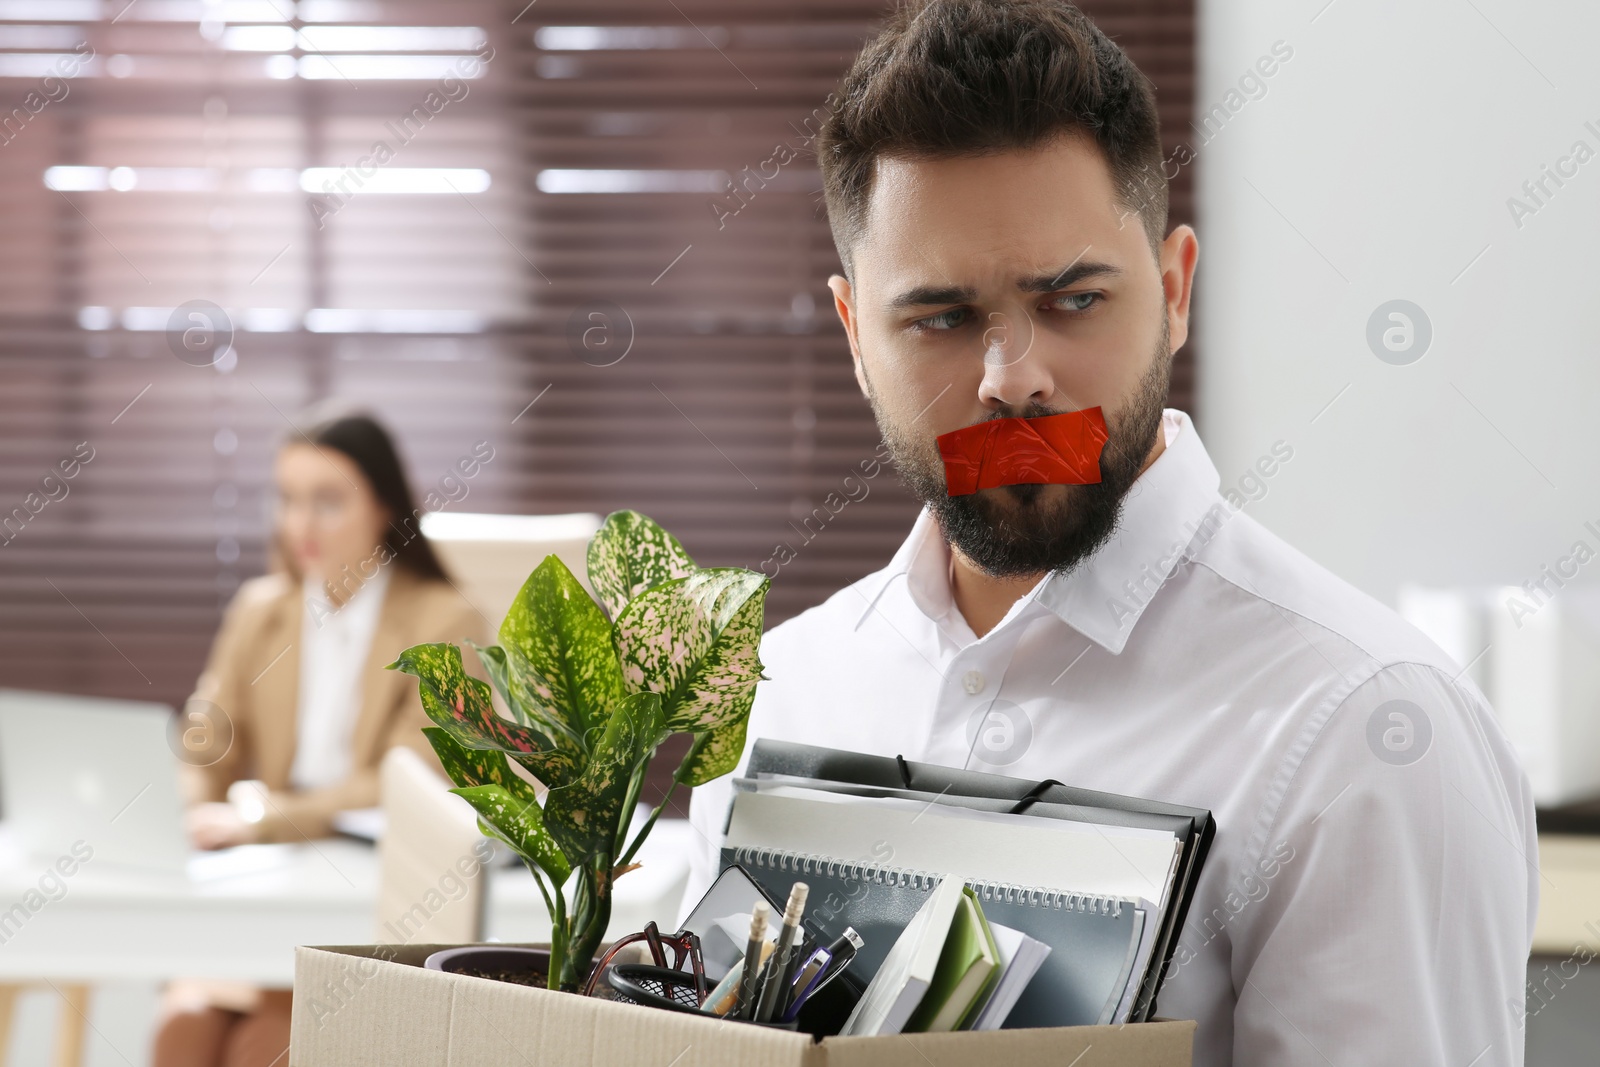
left=424, top=946, right=553, bottom=989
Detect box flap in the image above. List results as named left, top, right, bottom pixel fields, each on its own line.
left=292, top=946, right=1193, bottom=1067
left=293, top=945, right=814, bottom=1067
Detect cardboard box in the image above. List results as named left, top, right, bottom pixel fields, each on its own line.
left=291, top=943, right=1195, bottom=1066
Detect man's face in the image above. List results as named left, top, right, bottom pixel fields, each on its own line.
left=828, top=133, right=1198, bottom=578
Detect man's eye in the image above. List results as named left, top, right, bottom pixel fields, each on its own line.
left=913, top=307, right=971, bottom=332
left=1051, top=292, right=1100, bottom=313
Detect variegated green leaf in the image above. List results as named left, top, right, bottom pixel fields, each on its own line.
left=452, top=783, right=571, bottom=884
left=684, top=567, right=767, bottom=633
left=586, top=510, right=697, bottom=619
left=390, top=643, right=580, bottom=787
left=498, top=555, right=628, bottom=741
left=677, top=709, right=751, bottom=788
left=472, top=641, right=584, bottom=751
left=544, top=692, right=665, bottom=862
left=612, top=569, right=768, bottom=732
left=422, top=726, right=517, bottom=790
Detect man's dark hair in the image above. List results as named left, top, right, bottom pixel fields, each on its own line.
left=817, top=0, right=1168, bottom=277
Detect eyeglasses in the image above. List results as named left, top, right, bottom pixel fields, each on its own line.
left=582, top=922, right=706, bottom=1003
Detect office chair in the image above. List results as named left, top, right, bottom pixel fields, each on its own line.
left=376, top=746, right=488, bottom=944
left=418, top=511, right=602, bottom=627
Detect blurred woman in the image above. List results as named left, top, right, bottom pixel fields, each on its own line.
left=153, top=409, right=487, bottom=1067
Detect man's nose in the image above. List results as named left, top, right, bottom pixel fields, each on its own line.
left=976, top=308, right=1054, bottom=410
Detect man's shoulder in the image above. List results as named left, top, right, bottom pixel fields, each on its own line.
left=1189, top=506, right=1462, bottom=683
left=1187, top=512, right=1532, bottom=904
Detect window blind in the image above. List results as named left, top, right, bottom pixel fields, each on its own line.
left=0, top=0, right=1195, bottom=809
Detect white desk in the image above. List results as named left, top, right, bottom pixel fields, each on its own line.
left=0, top=821, right=691, bottom=985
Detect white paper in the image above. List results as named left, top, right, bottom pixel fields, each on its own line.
left=725, top=787, right=1180, bottom=906
left=970, top=921, right=1052, bottom=1031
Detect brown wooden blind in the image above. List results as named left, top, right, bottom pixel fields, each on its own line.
left=0, top=0, right=1194, bottom=807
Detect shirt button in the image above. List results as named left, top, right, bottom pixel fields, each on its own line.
left=962, top=670, right=986, bottom=695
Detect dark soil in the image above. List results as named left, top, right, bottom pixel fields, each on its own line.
left=453, top=965, right=549, bottom=988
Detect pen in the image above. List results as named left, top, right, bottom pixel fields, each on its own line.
left=815, top=926, right=862, bottom=987
left=775, top=934, right=813, bottom=1019
left=733, top=901, right=770, bottom=1020
left=779, top=946, right=833, bottom=1022
left=755, top=881, right=808, bottom=1022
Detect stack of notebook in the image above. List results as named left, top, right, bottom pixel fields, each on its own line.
left=841, top=878, right=1053, bottom=1035
left=716, top=741, right=1214, bottom=1028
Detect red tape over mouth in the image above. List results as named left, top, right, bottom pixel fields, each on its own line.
left=936, top=407, right=1110, bottom=497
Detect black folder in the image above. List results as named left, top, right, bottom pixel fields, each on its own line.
left=739, top=739, right=1215, bottom=1022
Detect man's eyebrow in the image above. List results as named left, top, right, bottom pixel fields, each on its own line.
left=1019, top=259, right=1124, bottom=293
left=885, top=260, right=1124, bottom=311
left=885, top=283, right=977, bottom=312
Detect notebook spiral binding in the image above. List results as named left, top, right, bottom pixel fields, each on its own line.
left=732, top=845, right=1127, bottom=917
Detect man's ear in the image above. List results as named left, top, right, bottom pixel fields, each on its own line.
left=828, top=273, right=870, bottom=398
left=1159, top=224, right=1199, bottom=355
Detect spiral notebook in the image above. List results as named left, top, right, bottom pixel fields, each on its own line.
left=723, top=842, right=1153, bottom=1028
left=737, top=740, right=1215, bottom=1022
left=720, top=780, right=1171, bottom=1028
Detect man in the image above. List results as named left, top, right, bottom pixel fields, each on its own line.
left=685, top=1, right=1537, bottom=1064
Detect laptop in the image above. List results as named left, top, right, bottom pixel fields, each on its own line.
left=0, top=689, right=191, bottom=874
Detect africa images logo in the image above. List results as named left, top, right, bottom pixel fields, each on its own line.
left=1365, top=700, right=1432, bottom=766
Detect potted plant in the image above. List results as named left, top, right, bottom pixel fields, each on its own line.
left=389, top=510, right=768, bottom=992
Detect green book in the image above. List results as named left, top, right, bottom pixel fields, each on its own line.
left=904, top=886, right=1000, bottom=1033
left=955, top=891, right=1004, bottom=1030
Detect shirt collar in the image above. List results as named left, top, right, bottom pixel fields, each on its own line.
left=853, top=410, right=1224, bottom=653
left=303, top=563, right=392, bottom=632
left=852, top=508, right=942, bottom=630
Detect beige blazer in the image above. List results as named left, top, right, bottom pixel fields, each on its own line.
left=184, top=566, right=487, bottom=843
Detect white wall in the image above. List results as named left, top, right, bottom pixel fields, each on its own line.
left=1194, top=0, right=1600, bottom=607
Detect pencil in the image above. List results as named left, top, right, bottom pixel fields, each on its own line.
left=734, top=901, right=770, bottom=1020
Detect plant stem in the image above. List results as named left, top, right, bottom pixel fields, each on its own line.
left=568, top=864, right=596, bottom=945
left=613, top=756, right=650, bottom=857
left=617, top=733, right=707, bottom=869
left=548, top=874, right=569, bottom=990
left=617, top=790, right=671, bottom=870
left=555, top=858, right=613, bottom=991
left=566, top=857, right=612, bottom=989
left=525, top=858, right=555, bottom=920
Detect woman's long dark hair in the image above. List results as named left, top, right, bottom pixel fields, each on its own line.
left=278, top=407, right=451, bottom=584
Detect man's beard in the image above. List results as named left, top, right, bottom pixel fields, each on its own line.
left=870, top=322, right=1171, bottom=579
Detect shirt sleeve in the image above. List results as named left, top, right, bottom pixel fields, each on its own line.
left=179, top=579, right=262, bottom=804
left=1227, top=661, right=1538, bottom=1066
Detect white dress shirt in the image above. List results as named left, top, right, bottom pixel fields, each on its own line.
left=686, top=409, right=1537, bottom=1066
left=290, top=566, right=391, bottom=791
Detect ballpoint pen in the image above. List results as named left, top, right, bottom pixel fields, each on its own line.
left=779, top=945, right=833, bottom=1022
left=813, top=927, right=863, bottom=990
left=755, top=881, right=808, bottom=1022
